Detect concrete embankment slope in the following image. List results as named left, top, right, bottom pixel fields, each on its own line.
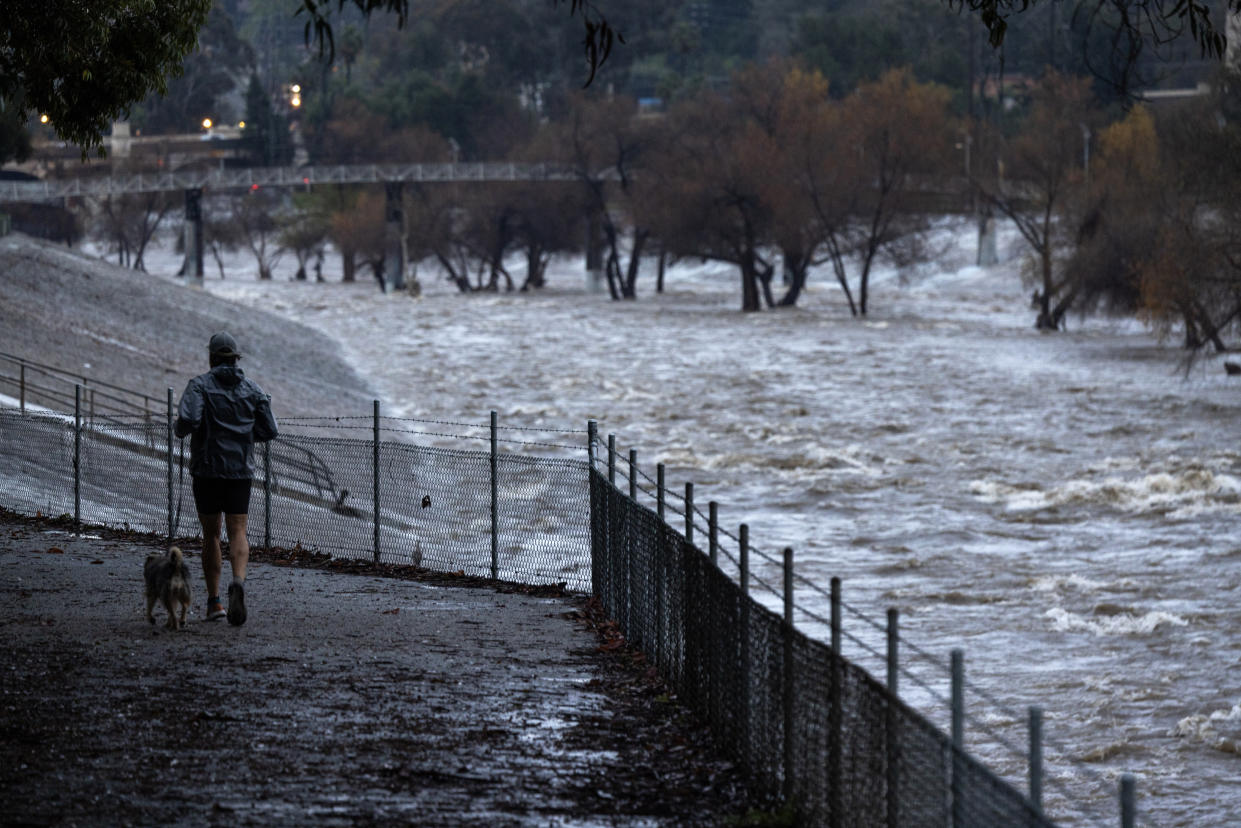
left=0, top=233, right=373, bottom=416
left=0, top=514, right=754, bottom=826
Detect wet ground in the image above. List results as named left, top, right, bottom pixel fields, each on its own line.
left=0, top=513, right=760, bottom=826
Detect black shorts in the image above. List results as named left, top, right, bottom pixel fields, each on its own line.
left=192, top=477, right=253, bottom=516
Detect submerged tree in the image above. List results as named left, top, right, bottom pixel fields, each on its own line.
left=1068, top=92, right=1241, bottom=351
left=647, top=89, right=774, bottom=312
left=833, top=68, right=954, bottom=316
left=548, top=93, right=653, bottom=301
left=976, top=70, right=1100, bottom=329
left=93, top=191, right=178, bottom=272
left=231, top=189, right=286, bottom=280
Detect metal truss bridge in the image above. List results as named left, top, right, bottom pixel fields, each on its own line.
left=0, top=162, right=579, bottom=203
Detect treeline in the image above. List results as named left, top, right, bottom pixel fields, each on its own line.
left=71, top=0, right=1241, bottom=348
left=87, top=57, right=1241, bottom=353
left=118, top=0, right=1209, bottom=159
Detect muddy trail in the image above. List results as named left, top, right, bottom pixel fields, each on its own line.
left=0, top=513, right=761, bottom=826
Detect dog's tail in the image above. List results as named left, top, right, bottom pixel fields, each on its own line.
left=169, top=546, right=184, bottom=566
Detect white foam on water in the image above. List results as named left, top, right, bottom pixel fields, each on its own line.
left=1031, top=574, right=1113, bottom=593
left=1174, top=702, right=1241, bottom=754
left=972, top=466, right=1241, bottom=517
left=1044, top=607, right=1189, bottom=636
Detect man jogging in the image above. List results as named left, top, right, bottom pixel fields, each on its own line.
left=176, top=332, right=278, bottom=626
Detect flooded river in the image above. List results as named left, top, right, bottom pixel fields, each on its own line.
left=200, top=221, right=1240, bottom=827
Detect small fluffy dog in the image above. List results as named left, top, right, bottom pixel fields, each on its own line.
left=144, top=546, right=192, bottom=630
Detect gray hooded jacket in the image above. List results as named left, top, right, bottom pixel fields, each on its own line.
left=175, top=365, right=278, bottom=479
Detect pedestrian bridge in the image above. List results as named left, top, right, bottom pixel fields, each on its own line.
left=0, top=162, right=579, bottom=202
left=0, top=162, right=585, bottom=287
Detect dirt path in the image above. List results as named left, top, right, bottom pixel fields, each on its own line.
left=0, top=515, right=758, bottom=826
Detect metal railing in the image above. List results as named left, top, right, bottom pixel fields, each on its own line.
left=0, top=162, right=580, bottom=202
left=0, top=351, right=162, bottom=424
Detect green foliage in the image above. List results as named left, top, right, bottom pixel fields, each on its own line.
left=0, top=106, right=33, bottom=166
left=244, top=75, right=295, bottom=166
left=792, top=11, right=904, bottom=97
left=131, top=6, right=254, bottom=135
left=0, top=0, right=211, bottom=154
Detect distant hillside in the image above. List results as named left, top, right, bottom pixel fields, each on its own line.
left=0, top=233, right=374, bottom=417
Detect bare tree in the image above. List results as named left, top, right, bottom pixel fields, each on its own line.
left=94, top=191, right=177, bottom=272
left=232, top=189, right=285, bottom=281
left=976, top=70, right=1100, bottom=329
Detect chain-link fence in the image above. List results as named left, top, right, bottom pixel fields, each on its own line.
left=589, top=461, right=1055, bottom=827
left=0, top=404, right=592, bottom=591
left=1, top=391, right=1133, bottom=827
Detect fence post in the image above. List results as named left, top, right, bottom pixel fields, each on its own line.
left=684, top=482, right=694, bottom=545
left=73, top=384, right=81, bottom=535
left=263, top=442, right=272, bottom=552
left=952, top=649, right=965, bottom=828
left=739, top=524, right=751, bottom=763
left=587, top=420, right=598, bottom=598
left=1120, top=774, right=1136, bottom=828
left=625, top=447, right=637, bottom=638
left=166, top=388, right=174, bottom=541
left=654, top=459, right=666, bottom=675
left=587, top=420, right=597, bottom=468
left=607, top=433, right=616, bottom=485
left=708, top=501, right=718, bottom=566
left=830, top=576, right=843, bottom=828
left=887, top=608, right=900, bottom=828
left=628, top=449, right=637, bottom=501
left=656, top=463, right=665, bottom=522
left=1029, top=706, right=1043, bottom=818
left=605, top=433, right=617, bottom=618
left=19, top=363, right=25, bottom=411
left=783, top=547, right=796, bottom=804
left=490, top=410, right=499, bottom=580
left=372, top=400, right=380, bottom=562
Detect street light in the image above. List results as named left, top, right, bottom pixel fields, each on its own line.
left=201, top=117, right=213, bottom=130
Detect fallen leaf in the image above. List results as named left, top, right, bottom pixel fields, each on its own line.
left=381, top=608, right=400, bottom=615
left=90, top=559, right=103, bottom=565
left=46, top=547, right=64, bottom=554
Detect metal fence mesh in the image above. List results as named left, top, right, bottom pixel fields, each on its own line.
left=0, top=407, right=591, bottom=591
left=0, top=410, right=75, bottom=519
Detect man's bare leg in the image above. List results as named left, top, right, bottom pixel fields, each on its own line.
left=224, top=513, right=249, bottom=581
left=199, top=512, right=223, bottom=600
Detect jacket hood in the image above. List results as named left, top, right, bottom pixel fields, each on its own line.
left=210, top=364, right=245, bottom=388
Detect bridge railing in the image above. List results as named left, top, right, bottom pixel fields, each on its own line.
left=0, top=162, right=581, bottom=201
